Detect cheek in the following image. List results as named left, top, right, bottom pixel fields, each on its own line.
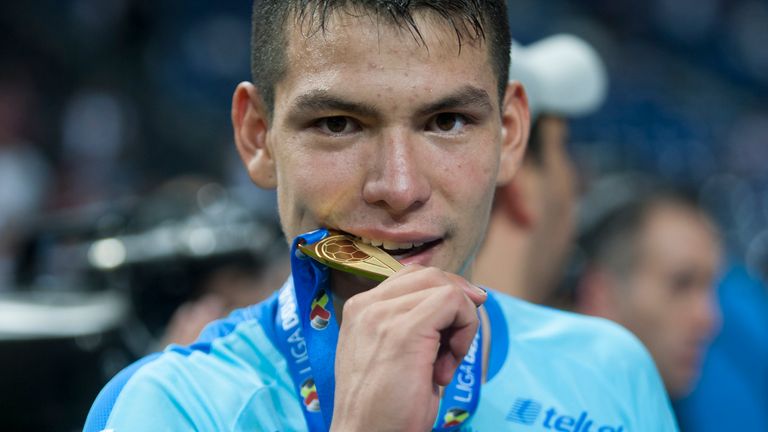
left=623, top=278, right=667, bottom=327
left=632, top=281, right=684, bottom=342
left=441, top=147, right=499, bottom=201
left=442, top=152, right=499, bottom=251
left=638, top=289, right=670, bottom=322
left=275, top=145, right=364, bottom=227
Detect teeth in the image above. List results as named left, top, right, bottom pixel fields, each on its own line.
left=382, top=241, right=398, bottom=250
left=358, top=237, right=421, bottom=251
left=383, top=241, right=416, bottom=251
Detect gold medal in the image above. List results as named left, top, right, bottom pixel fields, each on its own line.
left=298, top=231, right=404, bottom=281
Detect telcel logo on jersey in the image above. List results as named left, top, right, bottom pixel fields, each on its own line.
left=309, top=290, right=331, bottom=330
left=507, top=398, right=624, bottom=432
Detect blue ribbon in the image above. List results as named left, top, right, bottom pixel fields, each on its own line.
left=272, top=228, right=482, bottom=432
left=432, top=327, right=483, bottom=431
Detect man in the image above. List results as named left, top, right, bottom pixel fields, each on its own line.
left=473, top=35, right=607, bottom=303
left=85, top=2, right=676, bottom=430
left=575, top=182, right=721, bottom=399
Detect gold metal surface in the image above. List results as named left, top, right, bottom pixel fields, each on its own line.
left=298, top=231, right=404, bottom=281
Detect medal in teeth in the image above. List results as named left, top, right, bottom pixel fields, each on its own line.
left=299, top=231, right=405, bottom=281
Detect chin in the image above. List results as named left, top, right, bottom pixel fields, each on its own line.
left=667, top=372, right=699, bottom=400
left=668, top=384, right=694, bottom=401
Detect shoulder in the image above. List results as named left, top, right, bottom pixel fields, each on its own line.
left=490, top=290, right=655, bottom=371
left=88, top=292, right=298, bottom=430
left=485, top=291, right=677, bottom=429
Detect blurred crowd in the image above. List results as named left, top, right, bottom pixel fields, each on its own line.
left=1, top=0, right=766, bottom=431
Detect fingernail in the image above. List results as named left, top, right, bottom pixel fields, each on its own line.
left=467, top=282, right=487, bottom=297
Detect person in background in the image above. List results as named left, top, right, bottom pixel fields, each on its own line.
left=473, top=35, right=607, bottom=303
left=575, top=180, right=721, bottom=400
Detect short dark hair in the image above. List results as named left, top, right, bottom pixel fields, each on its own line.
left=525, top=116, right=546, bottom=164
left=250, top=0, right=510, bottom=118
left=581, top=187, right=709, bottom=280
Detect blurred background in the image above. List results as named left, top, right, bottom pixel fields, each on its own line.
left=1, top=0, right=766, bottom=430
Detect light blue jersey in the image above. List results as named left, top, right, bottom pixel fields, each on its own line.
left=85, top=277, right=677, bottom=431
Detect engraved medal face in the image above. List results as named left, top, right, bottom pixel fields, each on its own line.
left=298, top=231, right=404, bottom=281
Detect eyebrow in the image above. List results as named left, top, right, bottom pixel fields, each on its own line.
left=415, top=86, right=493, bottom=118
left=287, top=85, right=493, bottom=121
left=289, top=91, right=380, bottom=120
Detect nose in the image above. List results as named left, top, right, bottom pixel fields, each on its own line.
left=693, top=286, right=720, bottom=341
left=362, top=129, right=431, bottom=216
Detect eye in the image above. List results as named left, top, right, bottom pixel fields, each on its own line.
left=427, top=113, right=469, bottom=134
left=668, top=271, right=697, bottom=296
left=315, top=116, right=360, bottom=135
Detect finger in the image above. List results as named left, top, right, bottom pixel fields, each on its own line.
left=348, top=266, right=486, bottom=315
left=336, top=285, right=470, bottom=391
left=341, top=283, right=476, bottom=356
left=403, top=285, right=479, bottom=386
left=443, top=272, right=487, bottom=306
left=342, top=284, right=467, bottom=335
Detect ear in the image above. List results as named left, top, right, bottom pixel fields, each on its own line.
left=496, top=81, right=530, bottom=186
left=496, top=175, right=534, bottom=228
left=576, top=267, right=620, bottom=321
left=232, top=81, right=277, bottom=189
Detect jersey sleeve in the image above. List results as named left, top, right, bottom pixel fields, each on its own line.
left=102, top=356, right=306, bottom=432
left=102, top=364, right=203, bottom=431
left=631, top=343, right=680, bottom=431
left=611, top=326, right=680, bottom=431
left=95, top=313, right=306, bottom=431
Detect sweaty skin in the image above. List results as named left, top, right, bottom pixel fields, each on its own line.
left=233, top=11, right=528, bottom=432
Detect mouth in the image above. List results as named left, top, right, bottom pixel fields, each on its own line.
left=326, top=227, right=442, bottom=264
left=355, top=236, right=442, bottom=260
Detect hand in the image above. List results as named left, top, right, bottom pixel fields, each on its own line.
left=330, top=265, right=487, bottom=432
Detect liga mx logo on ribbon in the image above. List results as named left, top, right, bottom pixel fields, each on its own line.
left=442, top=408, right=469, bottom=428
left=300, top=377, right=321, bottom=412
left=309, top=289, right=331, bottom=330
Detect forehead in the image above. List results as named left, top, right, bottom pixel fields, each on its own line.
left=640, top=204, right=720, bottom=261
left=273, top=11, right=497, bottom=108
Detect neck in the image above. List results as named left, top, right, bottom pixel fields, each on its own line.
left=472, top=209, right=533, bottom=300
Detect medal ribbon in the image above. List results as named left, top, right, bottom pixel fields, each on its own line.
left=272, top=228, right=482, bottom=432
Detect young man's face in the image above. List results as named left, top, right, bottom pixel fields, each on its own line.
left=236, top=12, right=527, bottom=279
left=616, top=205, right=720, bottom=398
